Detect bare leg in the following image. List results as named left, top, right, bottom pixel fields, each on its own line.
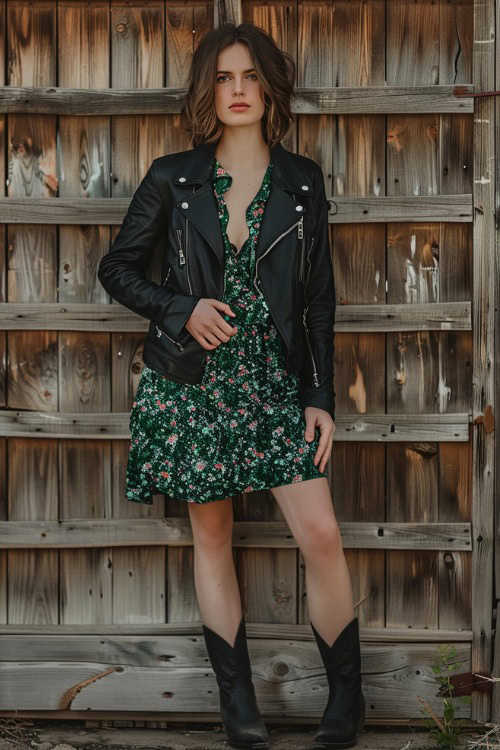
left=187, top=497, right=242, bottom=646
left=270, top=477, right=354, bottom=647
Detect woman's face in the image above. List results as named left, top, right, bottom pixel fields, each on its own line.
left=214, top=42, right=266, bottom=129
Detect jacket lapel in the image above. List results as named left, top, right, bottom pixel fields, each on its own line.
left=172, top=139, right=316, bottom=266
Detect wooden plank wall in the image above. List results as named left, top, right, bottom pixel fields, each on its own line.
left=0, top=0, right=497, bottom=725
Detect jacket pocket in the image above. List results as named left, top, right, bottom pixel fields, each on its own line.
left=147, top=319, right=206, bottom=362
left=143, top=335, right=206, bottom=385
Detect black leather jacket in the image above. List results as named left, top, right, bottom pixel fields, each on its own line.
left=97, top=139, right=336, bottom=419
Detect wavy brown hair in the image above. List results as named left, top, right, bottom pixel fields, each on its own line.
left=181, top=23, right=296, bottom=148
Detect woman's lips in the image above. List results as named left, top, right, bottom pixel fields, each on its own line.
left=230, top=104, right=249, bottom=109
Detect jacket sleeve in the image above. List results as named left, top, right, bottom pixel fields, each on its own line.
left=97, top=160, right=201, bottom=343
left=298, top=164, right=336, bottom=421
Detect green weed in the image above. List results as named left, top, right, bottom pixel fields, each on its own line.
left=418, top=643, right=471, bottom=749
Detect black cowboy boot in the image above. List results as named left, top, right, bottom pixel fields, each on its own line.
left=311, top=616, right=366, bottom=749
left=202, top=616, right=269, bottom=749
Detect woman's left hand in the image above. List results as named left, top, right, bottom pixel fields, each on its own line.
left=304, top=406, right=335, bottom=473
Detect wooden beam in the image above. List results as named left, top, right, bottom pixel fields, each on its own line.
left=326, top=195, right=472, bottom=222
left=0, top=635, right=471, bottom=717
left=0, top=301, right=471, bottom=331
left=0, top=622, right=474, bottom=641
left=332, top=302, right=471, bottom=331
left=0, top=85, right=475, bottom=115
left=471, top=0, right=496, bottom=724
left=0, top=195, right=472, bottom=224
left=0, top=518, right=472, bottom=551
left=0, top=712, right=481, bottom=728
left=0, top=411, right=470, bottom=440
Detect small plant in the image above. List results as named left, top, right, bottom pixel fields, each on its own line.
left=418, top=643, right=472, bottom=749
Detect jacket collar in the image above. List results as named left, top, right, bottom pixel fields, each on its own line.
left=172, top=139, right=314, bottom=267
left=173, top=139, right=315, bottom=196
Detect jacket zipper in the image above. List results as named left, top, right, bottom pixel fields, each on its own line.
left=297, top=216, right=304, bottom=282
left=155, top=185, right=196, bottom=352
left=307, top=237, right=315, bottom=281
left=156, top=186, right=197, bottom=349
left=253, top=217, right=302, bottom=352
left=297, top=216, right=304, bottom=281
left=303, top=310, right=319, bottom=387
left=155, top=327, right=184, bottom=350
left=155, top=266, right=184, bottom=350
left=184, top=185, right=195, bottom=294
left=303, top=237, right=319, bottom=387
left=175, top=229, right=186, bottom=265
left=253, top=218, right=301, bottom=297
left=292, top=193, right=305, bottom=283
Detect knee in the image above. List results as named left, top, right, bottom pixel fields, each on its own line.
left=189, top=508, right=233, bottom=554
left=300, top=520, right=343, bottom=563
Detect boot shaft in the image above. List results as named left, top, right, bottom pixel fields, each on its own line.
left=311, top=617, right=364, bottom=696
left=203, top=617, right=253, bottom=691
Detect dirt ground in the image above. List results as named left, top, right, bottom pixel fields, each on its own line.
left=0, top=718, right=492, bottom=750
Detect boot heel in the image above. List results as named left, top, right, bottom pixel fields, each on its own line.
left=202, top=617, right=269, bottom=750
left=311, top=616, right=366, bottom=748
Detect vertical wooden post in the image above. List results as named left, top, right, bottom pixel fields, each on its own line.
left=214, top=0, right=242, bottom=29
left=472, top=0, right=496, bottom=723
left=491, top=0, right=500, bottom=724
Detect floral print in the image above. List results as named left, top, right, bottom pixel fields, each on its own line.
left=125, top=157, right=327, bottom=504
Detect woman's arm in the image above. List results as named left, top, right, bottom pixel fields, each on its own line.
left=97, top=160, right=201, bottom=343
left=298, top=164, right=336, bottom=421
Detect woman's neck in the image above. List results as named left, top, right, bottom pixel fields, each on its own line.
left=215, top=129, right=270, bottom=172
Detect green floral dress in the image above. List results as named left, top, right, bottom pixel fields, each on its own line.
left=125, top=157, right=327, bottom=504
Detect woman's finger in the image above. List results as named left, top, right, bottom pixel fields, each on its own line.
left=314, top=423, right=332, bottom=466
left=319, top=435, right=333, bottom=472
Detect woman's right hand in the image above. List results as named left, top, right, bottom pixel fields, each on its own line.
left=184, top=299, right=238, bottom=350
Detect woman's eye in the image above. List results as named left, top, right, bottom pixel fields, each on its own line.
left=216, top=74, right=258, bottom=82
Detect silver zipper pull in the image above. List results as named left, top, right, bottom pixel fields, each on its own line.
left=175, top=228, right=186, bottom=265
left=297, top=216, right=303, bottom=239
left=155, top=324, right=184, bottom=351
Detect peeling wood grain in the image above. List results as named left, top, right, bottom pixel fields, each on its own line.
left=58, top=666, right=121, bottom=710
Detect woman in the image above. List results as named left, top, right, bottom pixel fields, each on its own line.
left=98, top=22, right=365, bottom=750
